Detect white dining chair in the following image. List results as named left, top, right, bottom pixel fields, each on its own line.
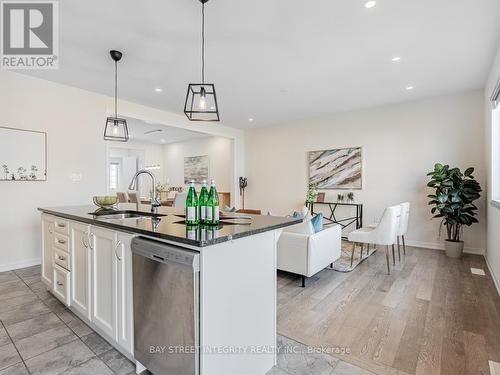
left=127, top=192, right=139, bottom=203
left=347, top=205, right=401, bottom=274
left=397, top=202, right=410, bottom=258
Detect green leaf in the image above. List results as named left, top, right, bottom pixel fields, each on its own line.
left=464, top=167, right=474, bottom=176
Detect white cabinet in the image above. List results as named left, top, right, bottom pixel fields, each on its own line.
left=90, top=227, right=118, bottom=341
left=41, top=215, right=54, bottom=287
left=42, top=214, right=135, bottom=358
left=70, top=222, right=91, bottom=319
left=116, top=232, right=135, bottom=355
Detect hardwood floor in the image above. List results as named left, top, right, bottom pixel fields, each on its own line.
left=277, top=245, right=500, bottom=375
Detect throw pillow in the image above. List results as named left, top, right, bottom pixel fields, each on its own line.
left=311, top=213, right=323, bottom=233
left=224, top=205, right=236, bottom=212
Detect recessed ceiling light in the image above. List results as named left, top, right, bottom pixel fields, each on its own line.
left=154, top=88, right=162, bottom=93
left=391, top=56, right=401, bottom=62
left=160, top=139, right=166, bottom=143
left=364, top=1, right=377, bottom=9
left=248, top=118, right=254, bottom=122
left=406, top=85, right=414, bottom=91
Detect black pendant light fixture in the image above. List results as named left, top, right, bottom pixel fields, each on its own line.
left=104, top=50, right=129, bottom=142
left=184, top=0, right=220, bottom=122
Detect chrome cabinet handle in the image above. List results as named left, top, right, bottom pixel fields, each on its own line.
left=57, top=281, right=63, bottom=286
left=57, top=239, right=66, bottom=244
left=58, top=256, right=65, bottom=261
left=88, top=233, right=94, bottom=250
left=114, top=240, right=122, bottom=261
left=56, top=223, right=66, bottom=228
left=48, top=223, right=54, bottom=234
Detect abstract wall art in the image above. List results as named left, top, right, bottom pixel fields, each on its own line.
left=0, top=126, right=47, bottom=181
left=184, top=155, right=209, bottom=184
left=308, top=147, right=362, bottom=189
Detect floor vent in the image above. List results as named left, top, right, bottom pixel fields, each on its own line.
left=471, top=268, right=486, bottom=276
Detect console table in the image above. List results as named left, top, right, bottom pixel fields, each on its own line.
left=307, top=201, right=363, bottom=238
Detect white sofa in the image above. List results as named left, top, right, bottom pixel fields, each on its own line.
left=277, top=222, right=342, bottom=287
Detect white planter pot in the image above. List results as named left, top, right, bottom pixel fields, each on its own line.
left=444, top=240, right=464, bottom=258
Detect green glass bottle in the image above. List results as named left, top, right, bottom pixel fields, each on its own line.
left=198, top=180, right=209, bottom=224
left=185, top=180, right=199, bottom=225
left=206, top=179, right=220, bottom=225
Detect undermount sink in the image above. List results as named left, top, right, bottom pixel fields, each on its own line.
left=91, top=210, right=166, bottom=220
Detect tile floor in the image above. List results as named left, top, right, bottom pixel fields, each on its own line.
left=0, top=265, right=372, bottom=375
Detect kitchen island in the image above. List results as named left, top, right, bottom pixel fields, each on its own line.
left=38, top=203, right=300, bottom=375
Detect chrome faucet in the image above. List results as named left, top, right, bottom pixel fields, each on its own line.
left=128, top=170, right=161, bottom=214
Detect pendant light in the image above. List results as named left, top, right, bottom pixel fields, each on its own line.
left=104, top=50, right=129, bottom=142
left=184, top=0, right=220, bottom=122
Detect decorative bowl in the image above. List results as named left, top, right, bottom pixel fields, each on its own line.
left=93, top=196, right=118, bottom=210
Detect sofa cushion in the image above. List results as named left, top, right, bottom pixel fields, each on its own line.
left=311, top=213, right=323, bottom=233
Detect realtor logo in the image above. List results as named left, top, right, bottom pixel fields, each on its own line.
left=1, top=1, right=58, bottom=69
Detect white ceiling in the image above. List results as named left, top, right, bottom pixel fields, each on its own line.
left=125, top=117, right=208, bottom=145
left=23, top=0, right=500, bottom=128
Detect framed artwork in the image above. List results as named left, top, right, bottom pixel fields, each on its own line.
left=184, top=155, right=209, bottom=184
left=0, top=126, right=47, bottom=181
left=308, top=147, right=362, bottom=189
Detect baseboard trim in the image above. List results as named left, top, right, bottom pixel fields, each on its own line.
left=485, top=255, right=500, bottom=297
left=404, top=240, right=485, bottom=255
left=0, top=258, right=41, bottom=273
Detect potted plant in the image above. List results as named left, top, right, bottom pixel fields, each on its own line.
left=306, top=182, right=318, bottom=204
left=427, top=163, right=481, bottom=258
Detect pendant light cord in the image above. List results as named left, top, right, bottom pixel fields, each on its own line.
left=201, top=2, right=205, bottom=84
left=114, top=60, right=118, bottom=119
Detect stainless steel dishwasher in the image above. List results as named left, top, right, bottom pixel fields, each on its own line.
left=132, top=237, right=200, bottom=375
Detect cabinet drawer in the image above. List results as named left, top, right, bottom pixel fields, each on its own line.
left=54, top=219, right=69, bottom=235
left=53, top=264, right=70, bottom=306
left=53, top=232, right=69, bottom=252
left=54, top=247, right=70, bottom=271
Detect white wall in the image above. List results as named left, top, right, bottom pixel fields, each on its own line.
left=163, top=137, right=233, bottom=194
left=245, top=90, right=486, bottom=253
left=0, top=71, right=244, bottom=271
left=485, top=41, right=500, bottom=293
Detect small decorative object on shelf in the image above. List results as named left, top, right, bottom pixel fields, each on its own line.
left=306, top=182, right=318, bottom=204
left=347, top=192, right=354, bottom=202
left=93, top=196, right=119, bottom=211
left=337, top=193, right=345, bottom=202
left=239, top=177, right=248, bottom=209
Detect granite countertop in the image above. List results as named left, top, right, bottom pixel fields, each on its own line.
left=38, top=203, right=301, bottom=248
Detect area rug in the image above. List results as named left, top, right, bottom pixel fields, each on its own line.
left=330, top=241, right=377, bottom=272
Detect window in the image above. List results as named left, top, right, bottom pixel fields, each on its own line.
left=109, top=163, right=119, bottom=190
left=491, top=78, right=500, bottom=205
